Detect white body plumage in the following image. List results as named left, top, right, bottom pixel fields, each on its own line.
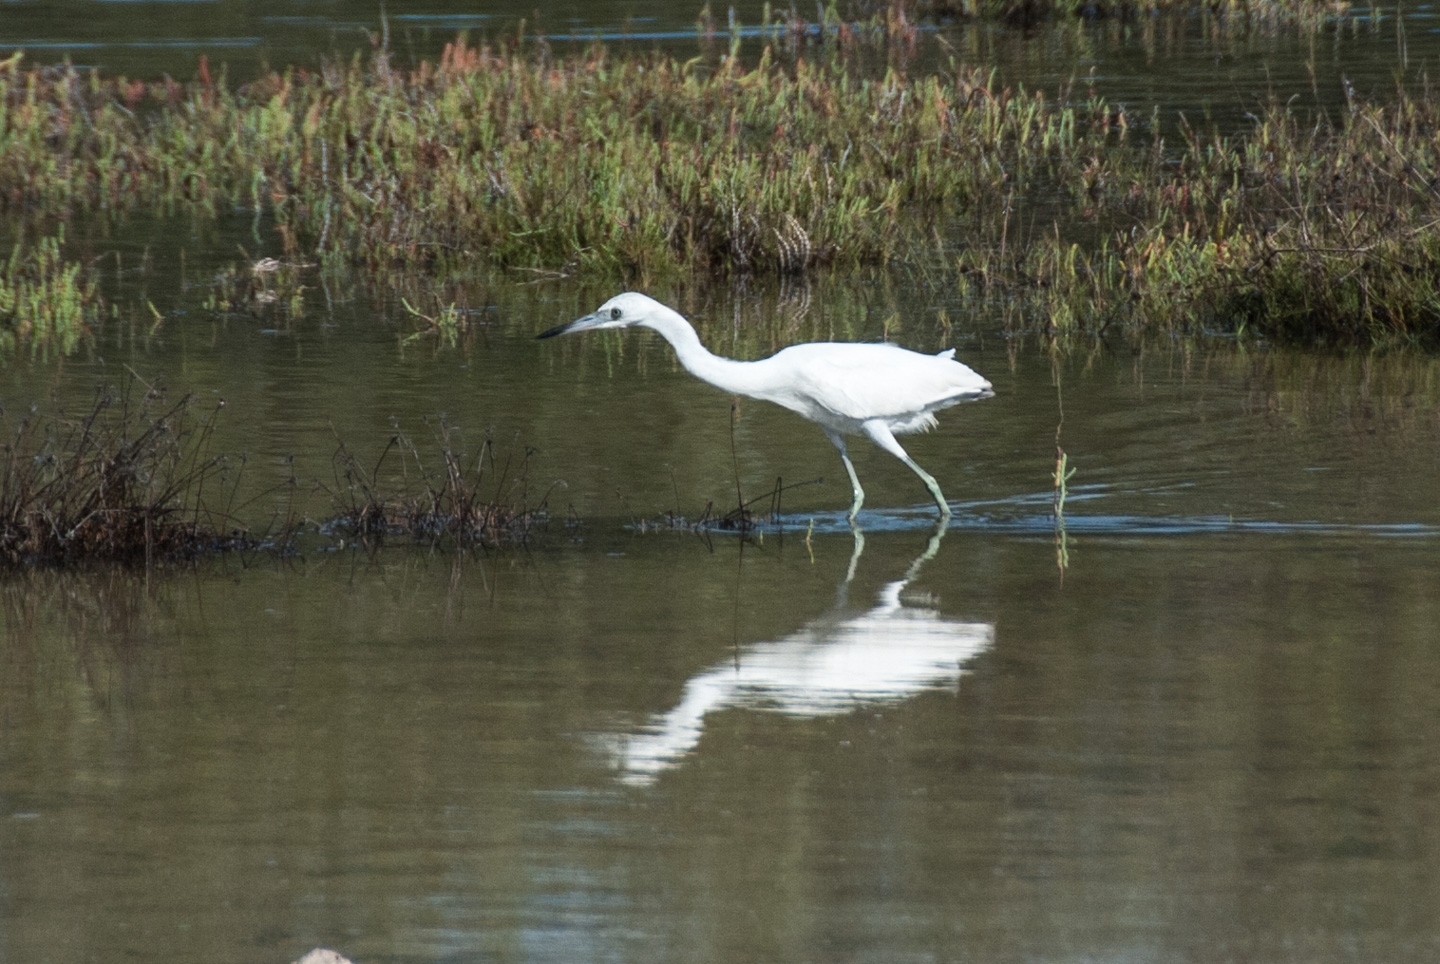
left=539, top=292, right=993, bottom=519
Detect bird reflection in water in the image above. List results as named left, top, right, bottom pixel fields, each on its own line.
left=598, top=522, right=994, bottom=786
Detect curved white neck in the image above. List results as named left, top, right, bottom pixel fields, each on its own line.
left=639, top=311, right=769, bottom=398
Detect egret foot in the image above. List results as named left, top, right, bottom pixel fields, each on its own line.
left=924, top=477, right=952, bottom=519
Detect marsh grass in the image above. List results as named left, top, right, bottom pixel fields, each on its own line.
left=2, top=3, right=1438, bottom=345
left=0, top=25, right=1117, bottom=278
left=324, top=420, right=547, bottom=550
left=0, top=389, right=259, bottom=567
left=917, top=0, right=1345, bottom=27
left=949, top=89, right=1440, bottom=346
left=0, top=391, right=555, bottom=565
left=0, top=227, right=99, bottom=354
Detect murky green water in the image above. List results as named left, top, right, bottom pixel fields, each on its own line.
left=6, top=4, right=1440, bottom=963
left=4, top=519, right=1440, bottom=962
left=5, top=268, right=1440, bottom=962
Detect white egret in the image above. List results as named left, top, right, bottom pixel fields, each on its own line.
left=538, top=292, right=993, bottom=519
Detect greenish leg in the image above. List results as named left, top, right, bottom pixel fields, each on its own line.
left=909, top=461, right=951, bottom=519
left=824, top=430, right=866, bottom=521
left=861, top=420, right=951, bottom=519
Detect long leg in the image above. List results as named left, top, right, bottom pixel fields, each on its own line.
left=822, top=429, right=865, bottom=521
left=861, top=420, right=951, bottom=519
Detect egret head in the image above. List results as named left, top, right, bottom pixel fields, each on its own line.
left=537, top=292, right=665, bottom=339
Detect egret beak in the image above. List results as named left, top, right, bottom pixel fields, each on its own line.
left=537, top=311, right=620, bottom=339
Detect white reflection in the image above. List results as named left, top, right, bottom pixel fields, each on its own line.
left=602, top=523, right=994, bottom=786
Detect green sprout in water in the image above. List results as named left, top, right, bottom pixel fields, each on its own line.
left=0, top=228, right=98, bottom=356
left=1053, top=445, right=1077, bottom=578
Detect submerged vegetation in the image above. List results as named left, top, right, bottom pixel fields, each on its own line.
left=0, top=390, right=547, bottom=569
left=325, top=420, right=548, bottom=550
left=0, top=391, right=254, bottom=567
left=0, top=1, right=1437, bottom=347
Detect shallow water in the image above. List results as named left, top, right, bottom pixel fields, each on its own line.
left=5, top=5, right=1440, bottom=961
left=5, top=270, right=1440, bottom=962
left=4, top=519, right=1440, bottom=962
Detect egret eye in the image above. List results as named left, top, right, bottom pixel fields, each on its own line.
left=610, top=307, right=622, bottom=321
